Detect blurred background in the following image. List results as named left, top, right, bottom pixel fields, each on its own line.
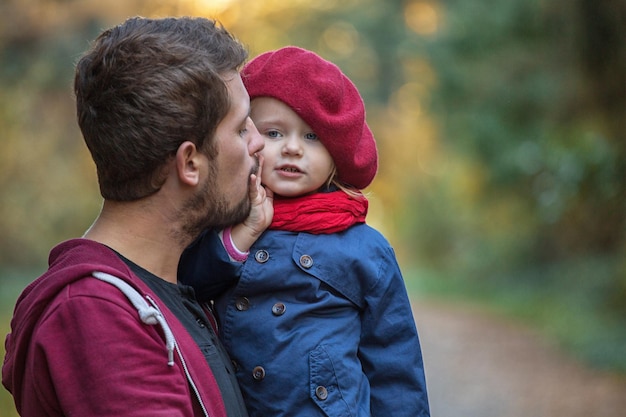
left=0, top=0, right=624, bottom=415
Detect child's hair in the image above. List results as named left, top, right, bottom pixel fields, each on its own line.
left=242, top=46, right=378, bottom=190
left=327, top=167, right=366, bottom=199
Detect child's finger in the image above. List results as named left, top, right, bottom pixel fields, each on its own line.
left=248, top=154, right=265, bottom=202
left=256, top=154, right=265, bottom=185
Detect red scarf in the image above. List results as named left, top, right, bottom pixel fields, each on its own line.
left=269, top=191, right=368, bottom=234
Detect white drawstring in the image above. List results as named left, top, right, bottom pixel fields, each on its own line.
left=92, top=271, right=176, bottom=366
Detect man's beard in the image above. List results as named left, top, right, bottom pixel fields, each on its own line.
left=180, top=161, right=257, bottom=240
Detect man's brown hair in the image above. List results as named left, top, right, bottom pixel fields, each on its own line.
left=74, top=17, right=248, bottom=200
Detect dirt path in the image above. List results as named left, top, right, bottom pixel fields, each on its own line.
left=412, top=298, right=626, bottom=417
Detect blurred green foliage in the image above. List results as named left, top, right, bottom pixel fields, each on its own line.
left=404, top=0, right=625, bottom=370
left=0, top=3, right=624, bottom=415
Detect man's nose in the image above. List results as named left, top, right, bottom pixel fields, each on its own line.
left=248, top=119, right=264, bottom=154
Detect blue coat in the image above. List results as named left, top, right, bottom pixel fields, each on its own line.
left=180, top=224, right=430, bottom=417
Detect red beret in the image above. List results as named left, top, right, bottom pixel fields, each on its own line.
left=242, top=46, right=378, bottom=189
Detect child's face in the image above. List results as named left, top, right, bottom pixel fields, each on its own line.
left=251, top=97, right=335, bottom=197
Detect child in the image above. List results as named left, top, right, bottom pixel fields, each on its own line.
left=180, top=46, right=430, bottom=417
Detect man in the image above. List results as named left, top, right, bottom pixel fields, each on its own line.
left=2, top=17, right=267, bottom=416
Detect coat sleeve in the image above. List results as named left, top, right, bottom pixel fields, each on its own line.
left=179, top=229, right=244, bottom=302
left=358, top=246, right=430, bottom=417
left=30, top=282, right=198, bottom=417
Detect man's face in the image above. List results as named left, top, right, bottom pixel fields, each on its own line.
left=182, top=72, right=264, bottom=236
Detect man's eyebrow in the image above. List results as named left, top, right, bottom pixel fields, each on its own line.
left=241, top=109, right=251, bottom=126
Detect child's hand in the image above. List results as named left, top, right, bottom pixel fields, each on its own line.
left=229, top=155, right=274, bottom=253
left=243, top=154, right=274, bottom=238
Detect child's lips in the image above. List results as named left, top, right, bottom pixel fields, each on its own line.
left=276, top=165, right=303, bottom=177
left=280, top=166, right=300, bottom=173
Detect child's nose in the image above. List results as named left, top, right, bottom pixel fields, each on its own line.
left=282, top=135, right=303, bottom=156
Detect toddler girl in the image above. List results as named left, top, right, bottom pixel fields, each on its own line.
left=180, top=46, right=430, bottom=417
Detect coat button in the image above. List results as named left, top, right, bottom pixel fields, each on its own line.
left=315, top=385, right=328, bottom=400
left=252, top=366, right=266, bottom=380
left=254, top=250, right=269, bottom=263
left=271, top=302, right=286, bottom=316
left=299, top=254, right=313, bottom=268
left=235, top=297, right=250, bottom=311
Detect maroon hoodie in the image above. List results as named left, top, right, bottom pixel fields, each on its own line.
left=2, top=238, right=227, bottom=417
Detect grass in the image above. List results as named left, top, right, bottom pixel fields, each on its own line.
left=404, top=256, right=626, bottom=373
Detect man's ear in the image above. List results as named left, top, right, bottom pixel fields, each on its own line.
left=175, top=141, right=202, bottom=186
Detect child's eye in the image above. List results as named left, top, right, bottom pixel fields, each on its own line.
left=239, top=128, right=248, bottom=137
left=304, top=132, right=319, bottom=141
left=266, top=130, right=281, bottom=138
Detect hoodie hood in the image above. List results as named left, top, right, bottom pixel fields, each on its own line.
left=2, top=239, right=135, bottom=400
